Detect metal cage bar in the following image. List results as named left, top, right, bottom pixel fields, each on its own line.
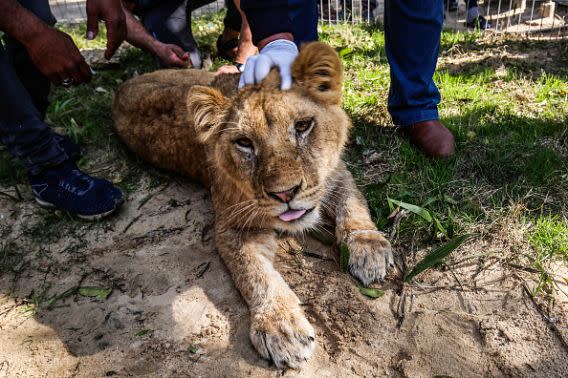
left=46, top=0, right=567, bottom=38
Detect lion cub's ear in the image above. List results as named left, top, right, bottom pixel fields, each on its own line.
left=187, top=86, right=227, bottom=143
left=291, top=42, right=343, bottom=105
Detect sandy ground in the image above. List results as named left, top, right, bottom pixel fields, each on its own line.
left=1, top=176, right=567, bottom=378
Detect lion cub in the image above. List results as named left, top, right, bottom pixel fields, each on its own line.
left=113, top=42, right=393, bottom=369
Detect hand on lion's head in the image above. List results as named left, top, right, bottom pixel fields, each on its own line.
left=187, top=42, right=350, bottom=233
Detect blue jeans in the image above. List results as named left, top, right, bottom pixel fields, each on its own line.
left=314, top=0, right=443, bottom=126
left=0, top=0, right=71, bottom=175
left=290, top=0, right=318, bottom=46
left=135, top=0, right=244, bottom=67
left=136, top=0, right=243, bottom=42
left=384, top=0, right=443, bottom=126
left=136, top=0, right=194, bottom=51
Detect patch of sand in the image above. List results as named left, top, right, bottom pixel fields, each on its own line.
left=1, top=180, right=567, bottom=377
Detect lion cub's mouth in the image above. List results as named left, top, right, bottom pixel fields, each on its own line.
left=278, top=207, right=314, bottom=222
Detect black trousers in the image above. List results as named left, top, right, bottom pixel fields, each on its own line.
left=135, top=0, right=242, bottom=67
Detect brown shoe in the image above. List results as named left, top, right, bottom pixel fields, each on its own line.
left=405, top=120, right=456, bottom=158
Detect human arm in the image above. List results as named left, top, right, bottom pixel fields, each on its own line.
left=0, top=0, right=91, bottom=85
left=215, top=0, right=257, bottom=75
left=122, top=4, right=189, bottom=67
left=232, top=0, right=257, bottom=64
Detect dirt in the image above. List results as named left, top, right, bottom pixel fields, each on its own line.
left=1, top=176, right=567, bottom=378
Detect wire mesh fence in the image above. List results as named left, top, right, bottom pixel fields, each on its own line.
left=317, top=0, right=568, bottom=37
left=48, top=0, right=567, bottom=38
left=440, top=0, right=568, bottom=37
left=48, top=0, right=226, bottom=22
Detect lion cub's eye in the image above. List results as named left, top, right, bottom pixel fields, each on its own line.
left=234, top=137, right=254, bottom=152
left=294, top=118, right=315, bottom=135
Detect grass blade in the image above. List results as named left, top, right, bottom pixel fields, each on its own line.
left=339, top=47, right=353, bottom=57
left=443, top=194, right=458, bottom=205
left=388, top=198, right=433, bottom=223
left=135, top=329, right=151, bottom=337
left=78, top=286, right=112, bottom=299
left=309, top=229, right=334, bottom=246
left=433, top=216, right=448, bottom=236
left=404, top=234, right=476, bottom=282
left=358, top=287, right=385, bottom=298
left=340, top=242, right=350, bottom=273
left=47, top=287, right=77, bottom=309
left=195, top=262, right=210, bottom=278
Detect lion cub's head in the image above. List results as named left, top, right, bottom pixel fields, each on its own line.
left=188, top=42, right=350, bottom=233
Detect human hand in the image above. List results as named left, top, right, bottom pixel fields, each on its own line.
left=86, top=0, right=127, bottom=59
left=234, top=39, right=257, bottom=65
left=238, top=39, right=298, bottom=90
left=154, top=43, right=190, bottom=68
left=234, top=18, right=257, bottom=65
left=215, top=64, right=240, bottom=75
left=25, top=27, right=91, bottom=86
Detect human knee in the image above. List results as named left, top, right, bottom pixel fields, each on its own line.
left=165, top=13, right=187, bottom=35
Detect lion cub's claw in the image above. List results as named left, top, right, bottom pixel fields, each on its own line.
left=346, top=230, right=394, bottom=286
left=250, top=307, right=315, bottom=369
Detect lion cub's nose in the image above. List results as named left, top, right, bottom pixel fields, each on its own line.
left=268, top=184, right=301, bottom=203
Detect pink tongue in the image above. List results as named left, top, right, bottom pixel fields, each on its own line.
left=278, top=209, right=307, bottom=222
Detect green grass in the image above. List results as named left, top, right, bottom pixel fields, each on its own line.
left=0, top=17, right=566, bottom=298
left=530, top=215, right=568, bottom=261
left=529, top=214, right=568, bottom=294
left=321, top=23, right=568, bottom=292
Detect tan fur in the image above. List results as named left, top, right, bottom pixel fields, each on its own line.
left=112, top=42, right=393, bottom=369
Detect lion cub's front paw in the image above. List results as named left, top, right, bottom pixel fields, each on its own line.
left=346, top=230, right=394, bottom=286
left=250, top=303, right=315, bottom=369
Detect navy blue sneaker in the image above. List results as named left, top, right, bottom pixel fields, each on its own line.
left=28, top=161, right=123, bottom=220
left=54, top=134, right=81, bottom=162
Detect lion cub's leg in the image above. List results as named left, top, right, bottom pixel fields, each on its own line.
left=215, top=227, right=315, bottom=369
left=330, top=165, right=394, bottom=286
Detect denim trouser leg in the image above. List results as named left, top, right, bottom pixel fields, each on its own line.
left=142, top=0, right=192, bottom=49
left=224, top=0, right=317, bottom=47
left=385, top=0, right=443, bottom=126
left=289, top=0, right=318, bottom=47
left=139, top=0, right=202, bottom=67
left=3, top=0, right=56, bottom=118
left=0, top=0, right=69, bottom=175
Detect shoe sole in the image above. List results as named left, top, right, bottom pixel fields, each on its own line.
left=34, top=197, right=121, bottom=221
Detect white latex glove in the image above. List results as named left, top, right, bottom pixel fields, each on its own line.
left=238, top=39, right=298, bottom=90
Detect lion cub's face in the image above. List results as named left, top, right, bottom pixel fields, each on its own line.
left=216, top=86, right=349, bottom=232
left=188, top=42, right=349, bottom=233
